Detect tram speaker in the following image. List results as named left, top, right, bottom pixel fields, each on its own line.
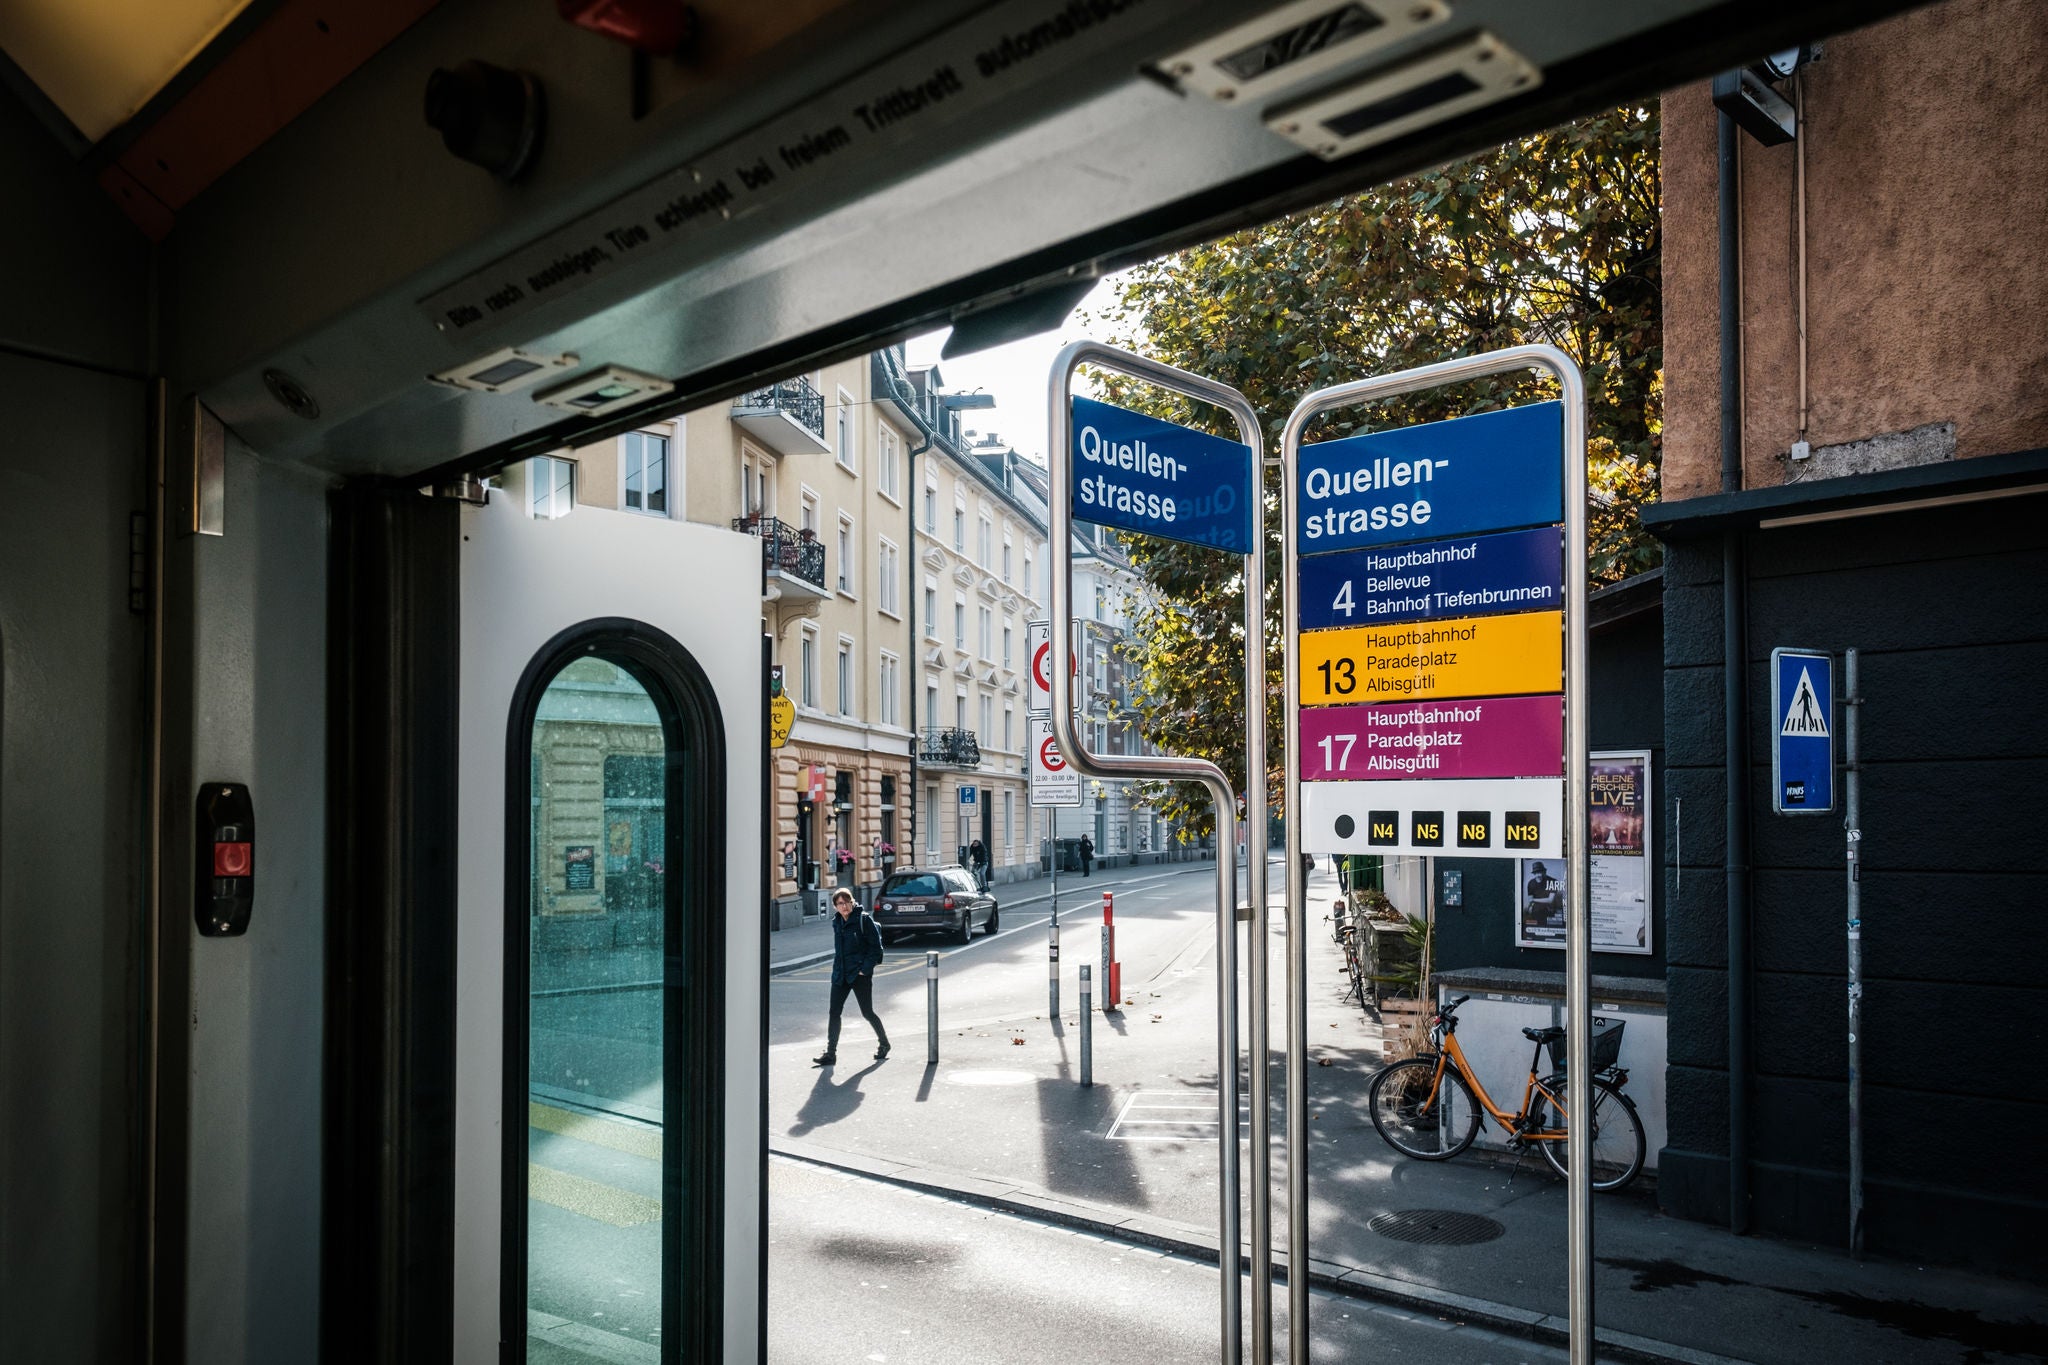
left=425, top=61, right=546, bottom=180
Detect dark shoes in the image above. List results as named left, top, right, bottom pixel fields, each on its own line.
left=874, top=1041, right=891, bottom=1060
left=812, top=1053, right=837, bottom=1067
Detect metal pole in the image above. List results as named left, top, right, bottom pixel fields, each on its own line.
left=1845, top=648, right=1864, bottom=1258
left=1052, top=341, right=1260, bottom=1365
left=1278, top=344, right=1590, bottom=1365
left=1080, top=965, right=1094, bottom=1087
left=927, top=951, right=939, bottom=1066
left=1049, top=920, right=1060, bottom=1017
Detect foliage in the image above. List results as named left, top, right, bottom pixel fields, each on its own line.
left=1092, top=105, right=1662, bottom=829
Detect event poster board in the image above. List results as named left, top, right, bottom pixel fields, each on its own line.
left=1515, top=750, right=1652, bottom=954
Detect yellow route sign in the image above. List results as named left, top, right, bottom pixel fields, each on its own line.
left=769, top=693, right=796, bottom=748
left=1299, top=610, right=1561, bottom=705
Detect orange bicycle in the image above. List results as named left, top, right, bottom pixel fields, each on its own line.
left=1368, top=994, right=1645, bottom=1191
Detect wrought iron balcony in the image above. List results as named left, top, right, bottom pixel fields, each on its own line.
left=731, top=376, right=830, bottom=455
left=919, top=726, right=981, bottom=768
left=733, top=515, right=828, bottom=596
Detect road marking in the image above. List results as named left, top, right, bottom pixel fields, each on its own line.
left=530, top=1101, right=663, bottom=1160
left=526, top=1163, right=662, bottom=1227
left=1106, top=1089, right=1251, bottom=1143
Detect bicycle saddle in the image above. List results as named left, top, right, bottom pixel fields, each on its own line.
left=1522, top=1025, right=1566, bottom=1043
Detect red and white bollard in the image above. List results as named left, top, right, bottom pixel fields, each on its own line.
left=1101, top=890, right=1121, bottom=1011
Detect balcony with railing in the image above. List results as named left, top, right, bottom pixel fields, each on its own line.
left=919, top=726, right=981, bottom=768
left=730, top=376, right=830, bottom=456
left=733, top=515, right=829, bottom=599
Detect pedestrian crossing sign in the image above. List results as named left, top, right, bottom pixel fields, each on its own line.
left=1771, top=648, right=1834, bottom=814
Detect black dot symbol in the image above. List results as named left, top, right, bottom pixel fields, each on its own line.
left=1334, top=815, right=1356, bottom=839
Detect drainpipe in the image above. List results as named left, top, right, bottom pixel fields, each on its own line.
left=1718, top=108, right=1753, bottom=1236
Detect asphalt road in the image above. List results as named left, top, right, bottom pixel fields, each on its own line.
left=767, top=1154, right=1568, bottom=1365
left=768, top=860, right=1253, bottom=1051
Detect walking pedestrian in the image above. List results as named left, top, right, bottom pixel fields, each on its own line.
left=814, top=888, right=889, bottom=1066
left=1080, top=834, right=1094, bottom=877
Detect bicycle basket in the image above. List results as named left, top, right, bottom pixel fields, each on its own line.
left=1547, top=1016, right=1625, bottom=1072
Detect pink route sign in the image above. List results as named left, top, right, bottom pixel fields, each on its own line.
left=1300, top=694, right=1563, bottom=782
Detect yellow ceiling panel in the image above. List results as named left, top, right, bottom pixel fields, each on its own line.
left=0, top=0, right=256, bottom=144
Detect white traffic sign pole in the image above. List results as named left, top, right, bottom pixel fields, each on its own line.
left=1279, top=344, right=1590, bottom=1365
left=1050, top=340, right=1266, bottom=1365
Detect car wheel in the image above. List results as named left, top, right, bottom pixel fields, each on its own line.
left=952, top=906, right=973, bottom=944
left=984, top=902, right=1000, bottom=934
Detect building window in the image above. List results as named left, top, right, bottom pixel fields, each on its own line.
left=800, top=489, right=819, bottom=535
left=924, top=584, right=937, bottom=638
left=953, top=600, right=965, bottom=650
left=1023, top=552, right=1033, bottom=594
left=880, top=652, right=899, bottom=726
left=529, top=456, right=574, bottom=519
left=954, top=692, right=966, bottom=731
left=923, top=483, right=936, bottom=531
left=952, top=504, right=965, bottom=551
left=878, top=425, right=900, bottom=500
left=835, top=388, right=855, bottom=471
left=1003, top=703, right=1014, bottom=751
left=837, top=638, right=854, bottom=715
left=800, top=628, right=819, bottom=708
left=1003, top=790, right=1014, bottom=856
left=925, top=681, right=938, bottom=728
left=836, top=515, right=854, bottom=594
left=622, top=431, right=669, bottom=515
left=979, top=694, right=993, bottom=744
left=978, top=606, right=992, bottom=659
left=977, top=515, right=992, bottom=565
left=925, top=785, right=939, bottom=858
left=742, top=447, right=775, bottom=518
left=1002, top=622, right=1012, bottom=667
left=1002, top=537, right=1012, bottom=581
left=878, top=540, right=900, bottom=616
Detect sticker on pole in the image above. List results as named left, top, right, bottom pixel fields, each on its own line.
left=1070, top=396, right=1254, bottom=552
left=1029, top=717, right=1081, bottom=807
left=1772, top=648, right=1834, bottom=814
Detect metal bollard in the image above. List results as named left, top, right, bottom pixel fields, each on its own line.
left=1048, top=920, right=1060, bottom=1016
left=926, top=951, right=939, bottom=1066
left=1080, top=965, right=1093, bottom=1087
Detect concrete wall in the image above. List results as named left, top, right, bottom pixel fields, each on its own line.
left=0, top=83, right=150, bottom=1364
left=1660, top=0, right=2048, bottom=500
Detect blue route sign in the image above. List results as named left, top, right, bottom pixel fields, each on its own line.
left=1296, top=401, right=1563, bottom=554
left=1069, top=395, right=1253, bottom=553
left=1772, top=648, right=1834, bottom=815
left=1296, top=525, right=1563, bottom=631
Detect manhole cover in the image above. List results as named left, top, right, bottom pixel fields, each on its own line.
left=1366, top=1209, right=1506, bottom=1246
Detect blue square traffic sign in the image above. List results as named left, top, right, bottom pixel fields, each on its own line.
left=1772, top=648, right=1834, bottom=815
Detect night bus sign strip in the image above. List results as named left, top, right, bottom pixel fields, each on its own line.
left=1050, top=342, right=1266, bottom=1365
left=1279, top=347, right=1597, bottom=1365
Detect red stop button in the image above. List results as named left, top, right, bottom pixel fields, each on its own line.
left=214, top=841, right=253, bottom=878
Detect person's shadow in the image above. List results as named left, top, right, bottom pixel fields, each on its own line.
left=786, top=1060, right=885, bottom=1137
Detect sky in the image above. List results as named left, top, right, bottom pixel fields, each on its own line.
left=902, top=272, right=1132, bottom=468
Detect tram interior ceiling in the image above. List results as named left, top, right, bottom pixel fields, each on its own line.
left=0, top=1, right=1937, bottom=1363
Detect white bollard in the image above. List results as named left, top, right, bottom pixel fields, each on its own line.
left=1079, top=965, right=1093, bottom=1087
left=926, top=951, right=939, bottom=1066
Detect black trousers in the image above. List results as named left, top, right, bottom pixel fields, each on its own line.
left=827, top=972, right=887, bottom=1053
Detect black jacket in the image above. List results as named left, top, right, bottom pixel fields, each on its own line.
left=830, top=908, right=885, bottom=985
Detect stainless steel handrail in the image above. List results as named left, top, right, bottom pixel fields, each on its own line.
left=1048, top=340, right=1268, bottom=1365
left=1277, top=344, right=1591, bottom=1365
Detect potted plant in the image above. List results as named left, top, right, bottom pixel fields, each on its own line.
left=832, top=846, right=856, bottom=887
left=873, top=839, right=896, bottom=877
left=1373, top=912, right=1436, bottom=1061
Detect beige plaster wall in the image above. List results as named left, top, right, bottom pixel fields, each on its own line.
left=1660, top=0, right=2048, bottom=501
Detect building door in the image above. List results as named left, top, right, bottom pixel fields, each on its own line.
left=507, top=624, right=727, bottom=1363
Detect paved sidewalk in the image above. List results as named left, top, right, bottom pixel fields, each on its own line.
left=766, top=854, right=1221, bottom=972
left=767, top=861, right=2047, bottom=1364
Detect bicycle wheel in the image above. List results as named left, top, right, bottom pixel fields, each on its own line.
left=1369, top=1057, right=1481, bottom=1161
left=1535, top=1075, right=1645, bottom=1191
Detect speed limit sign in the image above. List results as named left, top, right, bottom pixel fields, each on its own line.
left=1028, top=716, right=1081, bottom=807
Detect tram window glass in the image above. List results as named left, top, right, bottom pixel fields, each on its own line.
left=530, top=456, right=575, bottom=519
left=527, top=658, right=669, bottom=1354
left=622, top=431, right=669, bottom=515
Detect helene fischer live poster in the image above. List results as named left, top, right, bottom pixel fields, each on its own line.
left=1518, top=751, right=1652, bottom=954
